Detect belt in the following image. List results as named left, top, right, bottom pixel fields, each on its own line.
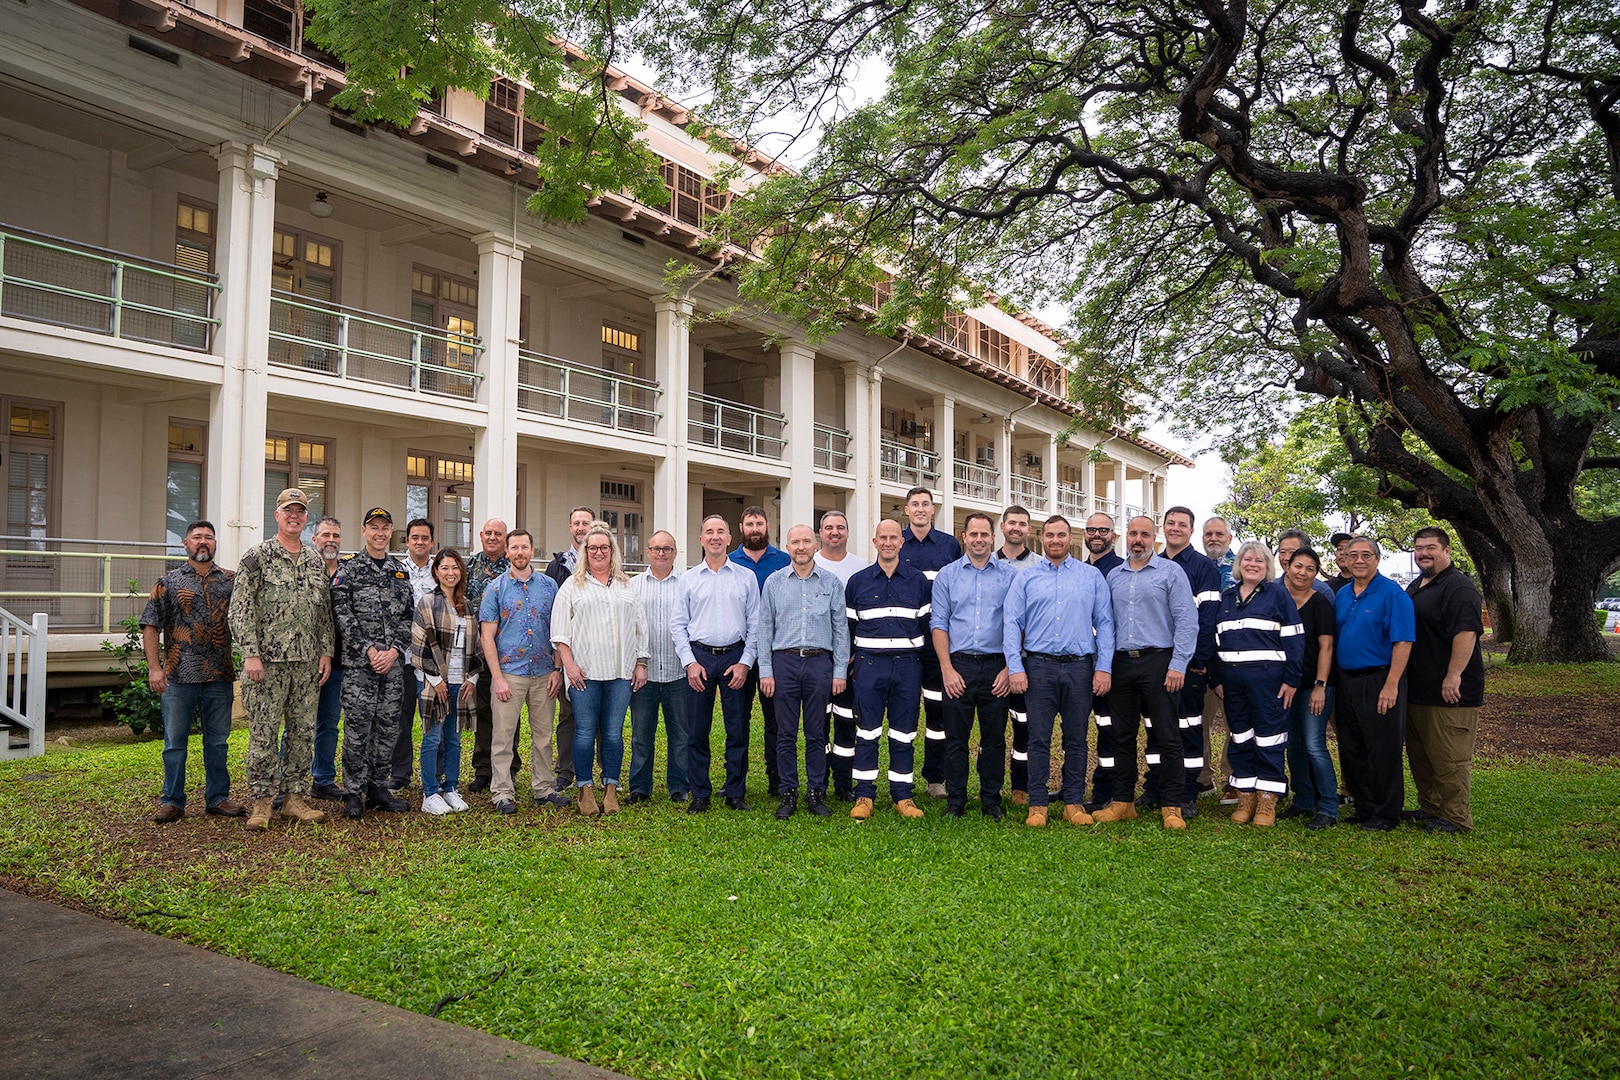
left=693, top=640, right=744, bottom=654
left=774, top=647, right=830, bottom=657
left=1024, top=650, right=1084, bottom=663
left=1340, top=665, right=1389, bottom=678
left=952, top=651, right=1001, bottom=661
left=1115, top=646, right=1171, bottom=659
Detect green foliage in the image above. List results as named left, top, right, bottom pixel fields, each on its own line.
left=99, top=580, right=160, bottom=737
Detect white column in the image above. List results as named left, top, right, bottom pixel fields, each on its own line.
left=1000, top=419, right=1016, bottom=512
left=653, top=298, right=692, bottom=567
left=933, top=393, right=955, bottom=533
left=1042, top=433, right=1059, bottom=519
left=208, top=142, right=279, bottom=567
left=1114, top=457, right=1129, bottom=554
left=472, top=232, right=526, bottom=531
left=1081, top=451, right=1097, bottom=520
left=780, top=340, right=817, bottom=533
left=843, top=361, right=874, bottom=552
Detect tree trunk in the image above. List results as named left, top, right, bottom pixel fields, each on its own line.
left=1506, top=544, right=1612, bottom=664
left=1456, top=525, right=1514, bottom=646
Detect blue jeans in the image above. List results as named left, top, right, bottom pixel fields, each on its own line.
left=1285, top=685, right=1338, bottom=817
left=629, top=678, right=689, bottom=796
left=161, top=680, right=235, bottom=808
left=419, top=683, right=463, bottom=797
left=570, top=678, right=630, bottom=787
left=313, top=667, right=343, bottom=786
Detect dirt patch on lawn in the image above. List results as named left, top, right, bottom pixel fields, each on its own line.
left=1477, top=695, right=1619, bottom=760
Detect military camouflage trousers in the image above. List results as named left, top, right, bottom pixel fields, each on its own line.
left=243, top=658, right=322, bottom=798
left=341, top=664, right=405, bottom=794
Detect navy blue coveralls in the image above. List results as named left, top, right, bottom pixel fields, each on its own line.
left=846, top=561, right=932, bottom=803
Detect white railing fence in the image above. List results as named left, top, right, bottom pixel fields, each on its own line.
left=0, top=608, right=47, bottom=760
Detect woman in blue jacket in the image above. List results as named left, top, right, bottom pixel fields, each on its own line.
left=1211, top=541, right=1305, bottom=826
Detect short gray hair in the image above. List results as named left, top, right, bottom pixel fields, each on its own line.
left=1233, top=540, right=1276, bottom=583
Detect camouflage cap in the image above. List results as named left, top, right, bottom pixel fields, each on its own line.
left=276, top=488, right=309, bottom=511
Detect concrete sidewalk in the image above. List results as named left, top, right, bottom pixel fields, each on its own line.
left=1, top=888, right=630, bottom=1079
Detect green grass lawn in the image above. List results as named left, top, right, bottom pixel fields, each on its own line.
left=4, top=717, right=1618, bottom=1078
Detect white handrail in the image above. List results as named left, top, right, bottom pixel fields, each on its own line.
left=0, top=608, right=47, bottom=760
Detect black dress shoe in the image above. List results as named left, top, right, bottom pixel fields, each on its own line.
left=467, top=776, right=491, bottom=793
left=669, top=791, right=689, bottom=803
left=981, top=802, right=1005, bottom=821
left=1305, top=812, right=1337, bottom=830
left=1421, top=816, right=1463, bottom=834
left=686, top=796, right=711, bottom=814
left=775, top=792, right=798, bottom=820
left=1135, top=794, right=1160, bottom=811
left=806, top=789, right=833, bottom=817
left=366, top=784, right=409, bottom=812
left=1181, top=801, right=1199, bottom=820
left=725, top=796, right=751, bottom=812
left=832, top=788, right=853, bottom=803
left=1278, top=803, right=1313, bottom=820
left=1345, top=809, right=1373, bottom=825
left=766, top=777, right=780, bottom=798
left=344, top=794, right=365, bottom=819
left=625, top=791, right=650, bottom=805
left=1400, top=808, right=1432, bottom=823
left=311, top=783, right=345, bottom=802
left=1361, top=817, right=1398, bottom=832
left=944, top=805, right=966, bottom=818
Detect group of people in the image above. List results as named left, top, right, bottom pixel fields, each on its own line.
left=142, top=486, right=1485, bottom=835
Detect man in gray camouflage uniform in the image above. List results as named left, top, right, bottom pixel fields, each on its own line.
left=331, top=506, right=417, bottom=819
left=228, top=488, right=335, bottom=829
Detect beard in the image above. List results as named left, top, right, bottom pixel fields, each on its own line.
left=317, top=543, right=340, bottom=560
left=742, top=531, right=769, bottom=551
left=191, top=547, right=215, bottom=563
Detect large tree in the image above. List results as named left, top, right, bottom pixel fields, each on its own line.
left=314, top=0, right=1620, bottom=661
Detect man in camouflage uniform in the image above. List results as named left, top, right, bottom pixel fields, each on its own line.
left=228, top=488, right=335, bottom=829
left=331, top=506, right=417, bottom=819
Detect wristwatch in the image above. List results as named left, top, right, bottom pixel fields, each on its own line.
left=1314, top=679, right=1326, bottom=687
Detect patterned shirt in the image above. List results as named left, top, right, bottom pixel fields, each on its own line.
left=551, top=573, right=648, bottom=681
left=228, top=538, right=334, bottom=663
left=633, top=569, right=684, bottom=683
left=404, top=557, right=437, bottom=604
left=464, top=550, right=510, bottom=616
left=140, top=562, right=236, bottom=683
left=479, top=569, right=558, bottom=677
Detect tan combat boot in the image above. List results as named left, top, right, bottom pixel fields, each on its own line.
left=1025, top=806, right=1049, bottom=827
left=279, top=793, right=329, bottom=825
left=1092, top=801, right=1138, bottom=823
left=1062, top=805, right=1094, bottom=826
left=1009, top=790, right=1029, bottom=807
left=894, top=798, right=925, bottom=819
left=602, top=786, right=620, bottom=815
left=850, top=797, right=874, bottom=820
left=578, top=786, right=600, bottom=817
left=1232, top=790, right=1258, bottom=825
left=245, top=797, right=274, bottom=830
left=1161, top=805, right=1187, bottom=830
left=1252, top=792, right=1278, bottom=827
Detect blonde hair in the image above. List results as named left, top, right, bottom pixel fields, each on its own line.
left=1234, top=540, right=1277, bottom=584
left=573, top=521, right=627, bottom=585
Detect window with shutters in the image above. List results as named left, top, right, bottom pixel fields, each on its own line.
left=175, top=200, right=215, bottom=348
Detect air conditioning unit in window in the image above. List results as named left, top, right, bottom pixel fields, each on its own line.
left=1024, top=453, right=1042, bottom=468
left=976, top=447, right=996, bottom=466
left=899, top=420, right=928, bottom=439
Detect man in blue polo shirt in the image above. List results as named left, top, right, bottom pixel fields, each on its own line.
left=1333, top=536, right=1415, bottom=832
left=899, top=486, right=962, bottom=799
left=731, top=505, right=792, bottom=797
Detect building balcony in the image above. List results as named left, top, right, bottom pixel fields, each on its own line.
left=1126, top=503, right=1146, bottom=521
left=1011, top=474, right=1047, bottom=507
left=1056, top=482, right=1086, bottom=519
left=268, top=291, right=483, bottom=400
left=689, top=393, right=786, bottom=460
left=517, top=350, right=661, bottom=435
left=880, top=439, right=940, bottom=489
left=0, top=224, right=219, bottom=351
left=815, top=424, right=853, bottom=473
left=1095, top=497, right=1118, bottom=519
left=953, top=459, right=1001, bottom=502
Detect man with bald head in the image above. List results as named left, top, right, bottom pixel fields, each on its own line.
left=465, top=518, right=512, bottom=793
left=628, top=530, right=690, bottom=804
left=758, top=525, right=850, bottom=818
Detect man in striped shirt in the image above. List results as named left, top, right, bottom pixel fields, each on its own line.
left=846, top=518, right=932, bottom=820
left=627, top=531, right=689, bottom=804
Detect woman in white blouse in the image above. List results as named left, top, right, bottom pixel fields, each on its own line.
left=551, top=523, right=649, bottom=816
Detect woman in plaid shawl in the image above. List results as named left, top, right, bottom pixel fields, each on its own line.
left=411, top=548, right=485, bottom=815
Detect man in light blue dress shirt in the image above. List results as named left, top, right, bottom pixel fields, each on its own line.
left=627, top=531, right=689, bottom=804
left=1003, top=515, right=1115, bottom=827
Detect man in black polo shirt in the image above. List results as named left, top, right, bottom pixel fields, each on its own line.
left=898, top=485, right=962, bottom=799
left=1404, top=527, right=1485, bottom=833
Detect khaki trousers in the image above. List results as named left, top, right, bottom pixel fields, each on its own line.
left=1406, top=704, right=1478, bottom=830
left=490, top=674, right=557, bottom=803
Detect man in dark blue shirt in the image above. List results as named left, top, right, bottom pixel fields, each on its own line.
left=1080, top=512, right=1125, bottom=810
left=1149, top=506, right=1223, bottom=818
left=898, top=486, right=962, bottom=799
left=731, top=505, right=792, bottom=797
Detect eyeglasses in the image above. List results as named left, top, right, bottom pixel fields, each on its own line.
left=1083, top=528, right=1112, bottom=535
left=1342, top=552, right=1376, bottom=561
left=648, top=545, right=676, bottom=554
left=585, top=545, right=613, bottom=554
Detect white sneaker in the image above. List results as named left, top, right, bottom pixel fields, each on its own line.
left=421, top=793, right=451, bottom=816
left=443, top=791, right=469, bottom=812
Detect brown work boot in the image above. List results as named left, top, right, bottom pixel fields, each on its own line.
left=1252, top=791, right=1278, bottom=827
left=1025, top=806, right=1049, bottom=827
left=1092, top=800, right=1138, bottom=823
left=245, top=797, right=274, bottom=830
left=894, top=798, right=924, bottom=819
left=154, top=803, right=184, bottom=824
left=1232, top=790, right=1258, bottom=825
left=206, top=799, right=246, bottom=817
left=279, top=793, right=329, bottom=825
left=1010, top=789, right=1029, bottom=806
left=1161, top=805, right=1187, bottom=830
left=578, top=786, right=600, bottom=817
left=1062, top=804, right=1094, bottom=826
left=602, top=786, right=621, bottom=815
left=850, top=797, right=874, bottom=820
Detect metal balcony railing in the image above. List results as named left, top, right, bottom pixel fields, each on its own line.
left=1126, top=504, right=1146, bottom=521
left=269, top=291, right=483, bottom=400
left=0, top=224, right=219, bottom=350
left=517, top=351, right=662, bottom=434
left=1096, top=497, right=1118, bottom=519
left=1056, top=482, right=1087, bottom=519
left=1, top=607, right=47, bottom=760
left=689, top=393, right=786, bottom=459
left=815, top=424, right=853, bottom=472
left=1011, top=474, right=1047, bottom=508
left=880, top=439, right=940, bottom=488
left=0, top=537, right=177, bottom=634
left=954, top=459, right=1001, bottom=502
